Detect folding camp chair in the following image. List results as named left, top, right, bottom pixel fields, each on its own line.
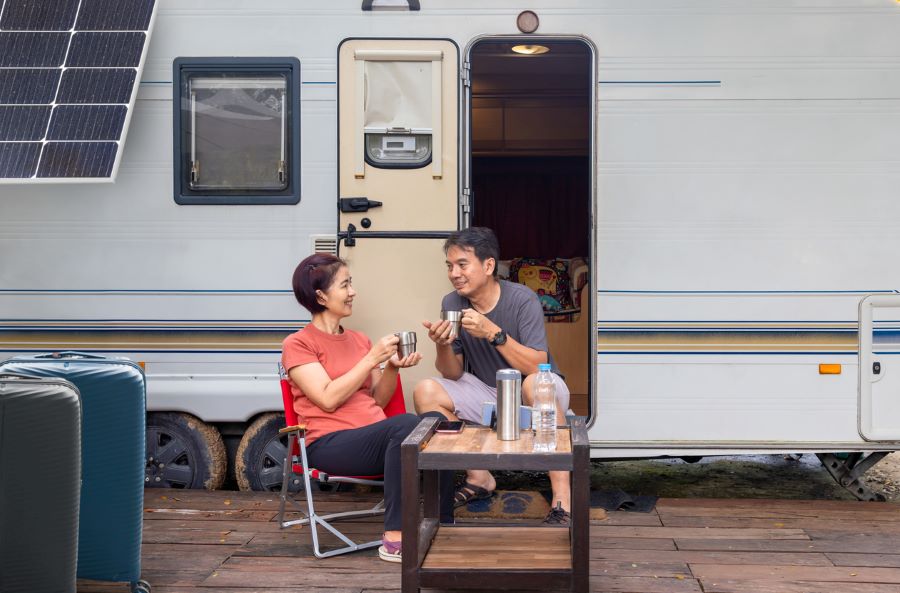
left=276, top=364, right=407, bottom=558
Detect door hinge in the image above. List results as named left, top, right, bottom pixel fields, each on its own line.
left=461, top=61, right=471, bottom=88
left=461, top=187, right=471, bottom=214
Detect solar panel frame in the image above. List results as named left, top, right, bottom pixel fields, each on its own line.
left=0, top=0, right=157, bottom=183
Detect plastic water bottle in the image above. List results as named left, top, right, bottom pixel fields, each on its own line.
left=532, top=363, right=557, bottom=452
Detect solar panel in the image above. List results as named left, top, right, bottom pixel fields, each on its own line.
left=0, top=0, right=157, bottom=181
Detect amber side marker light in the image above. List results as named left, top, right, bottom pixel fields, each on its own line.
left=137, top=361, right=146, bottom=370
left=819, top=364, right=841, bottom=375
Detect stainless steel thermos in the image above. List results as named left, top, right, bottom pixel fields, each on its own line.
left=495, top=368, right=522, bottom=440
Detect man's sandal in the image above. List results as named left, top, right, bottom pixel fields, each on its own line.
left=453, top=481, right=495, bottom=508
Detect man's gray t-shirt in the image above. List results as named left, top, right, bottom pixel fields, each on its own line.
left=441, top=279, right=561, bottom=387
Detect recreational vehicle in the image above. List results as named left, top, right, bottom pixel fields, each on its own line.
left=1, top=0, right=899, bottom=499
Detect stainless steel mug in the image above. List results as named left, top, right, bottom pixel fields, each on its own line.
left=440, top=310, right=463, bottom=339
left=395, top=331, right=417, bottom=358
left=495, top=368, right=522, bottom=441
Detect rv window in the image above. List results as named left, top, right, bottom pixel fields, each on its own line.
left=363, top=60, right=432, bottom=168
left=173, top=58, right=300, bottom=205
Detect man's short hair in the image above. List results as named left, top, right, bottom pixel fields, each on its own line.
left=443, top=227, right=500, bottom=277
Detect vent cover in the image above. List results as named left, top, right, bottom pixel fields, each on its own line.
left=311, top=234, right=338, bottom=256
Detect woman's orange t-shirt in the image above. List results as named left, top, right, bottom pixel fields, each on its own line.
left=281, top=323, right=386, bottom=445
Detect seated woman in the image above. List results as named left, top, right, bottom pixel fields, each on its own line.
left=282, top=253, right=449, bottom=563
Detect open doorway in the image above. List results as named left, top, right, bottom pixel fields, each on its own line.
left=468, top=38, right=593, bottom=416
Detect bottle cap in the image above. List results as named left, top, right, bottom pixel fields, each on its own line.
left=538, top=363, right=551, bottom=371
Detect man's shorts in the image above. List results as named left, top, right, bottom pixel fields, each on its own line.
left=432, top=371, right=571, bottom=424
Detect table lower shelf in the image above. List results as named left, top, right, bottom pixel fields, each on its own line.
left=421, top=525, right=572, bottom=570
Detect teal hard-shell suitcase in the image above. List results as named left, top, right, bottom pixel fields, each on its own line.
left=0, top=373, right=81, bottom=593
left=0, top=353, right=149, bottom=593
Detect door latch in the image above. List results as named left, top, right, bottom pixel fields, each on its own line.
left=340, top=197, right=383, bottom=213
left=873, top=361, right=881, bottom=375
left=341, top=223, right=357, bottom=247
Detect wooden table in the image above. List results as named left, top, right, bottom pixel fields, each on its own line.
left=400, top=417, right=589, bottom=593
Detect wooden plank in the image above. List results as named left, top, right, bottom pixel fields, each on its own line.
left=678, top=533, right=900, bottom=554
left=589, top=560, right=691, bottom=578
left=826, top=553, right=900, bottom=568
left=583, top=575, right=702, bottom=592
left=421, top=526, right=571, bottom=569
left=691, top=564, right=900, bottom=583
left=657, top=498, right=898, bottom=512
left=660, top=515, right=900, bottom=533
left=603, top=511, right=664, bottom=526
left=701, top=579, right=900, bottom=593
left=656, top=502, right=900, bottom=522
left=593, top=526, right=810, bottom=540
left=200, top=567, right=400, bottom=589
left=143, top=529, right=255, bottom=545
left=590, top=536, right=677, bottom=550
left=591, top=548, right=833, bottom=566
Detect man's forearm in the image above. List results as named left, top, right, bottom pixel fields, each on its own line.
left=435, top=344, right=463, bottom=379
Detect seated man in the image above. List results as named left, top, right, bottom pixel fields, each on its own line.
left=414, top=227, right=572, bottom=525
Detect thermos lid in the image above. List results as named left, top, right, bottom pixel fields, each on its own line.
left=496, top=368, right=521, bottom=381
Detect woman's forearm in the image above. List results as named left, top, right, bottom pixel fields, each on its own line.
left=292, top=354, right=377, bottom=413
left=371, top=364, right=399, bottom=407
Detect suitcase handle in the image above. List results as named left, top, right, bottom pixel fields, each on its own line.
left=0, top=372, right=47, bottom=381
left=34, top=351, right=107, bottom=360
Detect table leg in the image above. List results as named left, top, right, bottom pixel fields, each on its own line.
left=401, top=440, right=420, bottom=593
left=570, top=441, right=590, bottom=593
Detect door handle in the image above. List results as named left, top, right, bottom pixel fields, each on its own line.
left=340, top=197, right=383, bottom=213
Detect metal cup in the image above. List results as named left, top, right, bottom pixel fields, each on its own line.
left=440, top=310, right=463, bottom=339
left=395, top=331, right=417, bottom=358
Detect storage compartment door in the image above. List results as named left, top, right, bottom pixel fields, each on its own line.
left=859, top=294, right=900, bottom=441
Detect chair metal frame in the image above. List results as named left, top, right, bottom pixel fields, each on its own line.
left=276, top=364, right=403, bottom=558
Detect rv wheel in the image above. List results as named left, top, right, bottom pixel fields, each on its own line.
left=235, top=412, right=318, bottom=493
left=145, top=412, right=227, bottom=490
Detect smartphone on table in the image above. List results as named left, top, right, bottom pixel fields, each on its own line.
left=435, top=420, right=464, bottom=433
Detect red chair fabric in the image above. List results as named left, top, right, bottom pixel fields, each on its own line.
left=279, top=374, right=407, bottom=479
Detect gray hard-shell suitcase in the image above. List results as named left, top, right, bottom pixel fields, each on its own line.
left=0, top=352, right=149, bottom=593
left=0, top=373, right=81, bottom=593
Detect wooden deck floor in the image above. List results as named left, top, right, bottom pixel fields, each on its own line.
left=77, top=489, right=900, bottom=593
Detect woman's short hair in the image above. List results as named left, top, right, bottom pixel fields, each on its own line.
left=292, top=253, right=347, bottom=314
left=443, top=227, right=500, bottom=277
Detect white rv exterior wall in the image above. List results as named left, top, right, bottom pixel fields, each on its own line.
left=1, top=1, right=899, bottom=454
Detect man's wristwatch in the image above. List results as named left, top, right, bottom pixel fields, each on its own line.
left=489, top=329, right=507, bottom=347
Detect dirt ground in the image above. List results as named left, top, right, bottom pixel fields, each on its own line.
left=491, top=451, right=900, bottom=502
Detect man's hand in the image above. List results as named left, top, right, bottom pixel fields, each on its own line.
left=461, top=308, right=500, bottom=341
left=422, top=319, right=455, bottom=346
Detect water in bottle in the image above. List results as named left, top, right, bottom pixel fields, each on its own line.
left=532, top=363, right=557, bottom=452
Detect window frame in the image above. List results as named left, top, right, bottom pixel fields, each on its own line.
left=172, top=57, right=301, bottom=205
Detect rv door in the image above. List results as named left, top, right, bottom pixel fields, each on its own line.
left=859, top=294, right=900, bottom=441
left=337, top=39, right=459, bottom=392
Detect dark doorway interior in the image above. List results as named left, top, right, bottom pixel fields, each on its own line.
left=469, top=39, right=592, bottom=415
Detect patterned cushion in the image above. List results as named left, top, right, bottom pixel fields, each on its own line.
left=507, top=258, right=577, bottom=314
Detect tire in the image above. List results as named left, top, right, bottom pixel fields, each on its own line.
left=145, top=412, right=227, bottom=490
left=235, top=412, right=315, bottom=492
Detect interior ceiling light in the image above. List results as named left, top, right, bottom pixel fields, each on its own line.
left=511, top=44, right=550, bottom=55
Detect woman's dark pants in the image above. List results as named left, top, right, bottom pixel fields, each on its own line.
left=306, top=412, right=453, bottom=531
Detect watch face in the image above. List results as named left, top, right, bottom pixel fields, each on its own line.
left=492, top=330, right=507, bottom=345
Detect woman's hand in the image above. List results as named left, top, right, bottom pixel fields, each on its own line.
left=387, top=352, right=422, bottom=369
left=367, top=334, right=399, bottom=368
